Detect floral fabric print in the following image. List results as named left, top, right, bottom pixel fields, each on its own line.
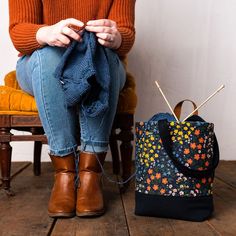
left=135, top=121, right=215, bottom=197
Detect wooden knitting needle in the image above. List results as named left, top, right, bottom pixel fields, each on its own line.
left=182, top=84, right=225, bottom=122
left=155, top=81, right=180, bottom=123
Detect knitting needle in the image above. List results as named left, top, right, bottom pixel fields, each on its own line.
left=155, top=81, right=180, bottom=123
left=182, top=84, right=225, bottom=122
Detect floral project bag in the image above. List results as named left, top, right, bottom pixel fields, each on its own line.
left=135, top=113, right=219, bottom=222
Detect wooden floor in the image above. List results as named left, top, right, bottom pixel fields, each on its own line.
left=0, top=161, right=236, bottom=236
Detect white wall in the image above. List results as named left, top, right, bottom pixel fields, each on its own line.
left=0, top=0, right=235, bottom=160
left=0, top=1, right=18, bottom=79
left=130, top=0, right=235, bottom=161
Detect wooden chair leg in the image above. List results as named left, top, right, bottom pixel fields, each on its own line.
left=33, top=141, right=42, bottom=176
left=109, top=128, right=120, bottom=175
left=0, top=128, right=14, bottom=196
left=30, top=128, right=43, bottom=176
left=120, top=137, right=133, bottom=183
left=30, top=128, right=42, bottom=176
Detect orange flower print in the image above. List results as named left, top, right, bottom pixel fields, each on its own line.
left=147, top=186, right=151, bottom=191
left=156, top=173, right=161, bottom=179
left=196, top=183, right=201, bottom=189
left=160, top=189, right=166, bottom=194
left=187, top=159, right=193, bottom=165
left=148, top=169, right=153, bottom=175
left=146, top=178, right=151, bottom=184
left=197, top=144, right=202, bottom=150
left=150, top=175, right=155, bottom=180
left=194, top=154, right=200, bottom=160
left=184, top=148, right=190, bottom=155
left=205, top=161, right=209, bottom=167
left=202, top=178, right=207, bottom=184
left=159, top=139, right=162, bottom=144
left=153, top=185, right=159, bottom=191
left=198, top=167, right=203, bottom=171
left=199, top=137, right=204, bottom=143
left=162, top=178, right=168, bottom=184
left=190, top=143, right=196, bottom=149
left=139, top=130, right=143, bottom=135
left=201, top=154, right=206, bottom=160
left=195, top=129, right=200, bottom=135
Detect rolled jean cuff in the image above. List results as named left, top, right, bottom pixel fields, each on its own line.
left=49, top=144, right=78, bottom=157
left=80, top=140, right=109, bottom=153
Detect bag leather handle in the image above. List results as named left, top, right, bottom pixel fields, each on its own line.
left=158, top=115, right=219, bottom=179
left=174, top=99, right=198, bottom=120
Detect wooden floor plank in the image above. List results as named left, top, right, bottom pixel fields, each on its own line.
left=206, top=177, right=236, bottom=235
left=0, top=162, right=31, bottom=187
left=0, top=163, right=54, bottom=236
left=51, top=163, right=129, bottom=236
left=1, top=161, right=236, bottom=236
left=168, top=219, right=219, bottom=236
left=215, top=161, right=236, bottom=188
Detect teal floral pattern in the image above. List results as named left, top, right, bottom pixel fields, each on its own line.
left=135, top=121, right=215, bottom=197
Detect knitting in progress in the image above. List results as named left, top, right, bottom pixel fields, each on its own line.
left=54, top=31, right=119, bottom=117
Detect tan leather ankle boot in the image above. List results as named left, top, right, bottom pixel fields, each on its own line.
left=48, top=153, right=76, bottom=218
left=76, top=151, right=106, bottom=217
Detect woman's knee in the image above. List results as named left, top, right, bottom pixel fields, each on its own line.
left=27, top=46, right=67, bottom=92
left=29, top=46, right=66, bottom=75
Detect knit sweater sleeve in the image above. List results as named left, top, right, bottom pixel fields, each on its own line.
left=9, top=0, right=46, bottom=55
left=108, top=0, right=136, bottom=57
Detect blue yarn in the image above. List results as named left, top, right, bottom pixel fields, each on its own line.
left=148, top=112, right=176, bottom=122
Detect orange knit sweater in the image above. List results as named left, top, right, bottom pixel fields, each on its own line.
left=9, top=0, right=135, bottom=57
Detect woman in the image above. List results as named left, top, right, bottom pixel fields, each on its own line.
left=9, top=0, right=135, bottom=218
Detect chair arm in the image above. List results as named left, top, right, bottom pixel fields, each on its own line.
left=4, top=71, right=21, bottom=90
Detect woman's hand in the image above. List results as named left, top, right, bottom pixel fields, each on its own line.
left=36, top=18, right=84, bottom=47
left=85, top=19, right=122, bottom=49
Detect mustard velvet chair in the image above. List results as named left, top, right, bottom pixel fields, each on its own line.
left=0, top=70, right=137, bottom=195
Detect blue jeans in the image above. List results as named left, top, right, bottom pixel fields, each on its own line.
left=16, top=46, right=126, bottom=156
